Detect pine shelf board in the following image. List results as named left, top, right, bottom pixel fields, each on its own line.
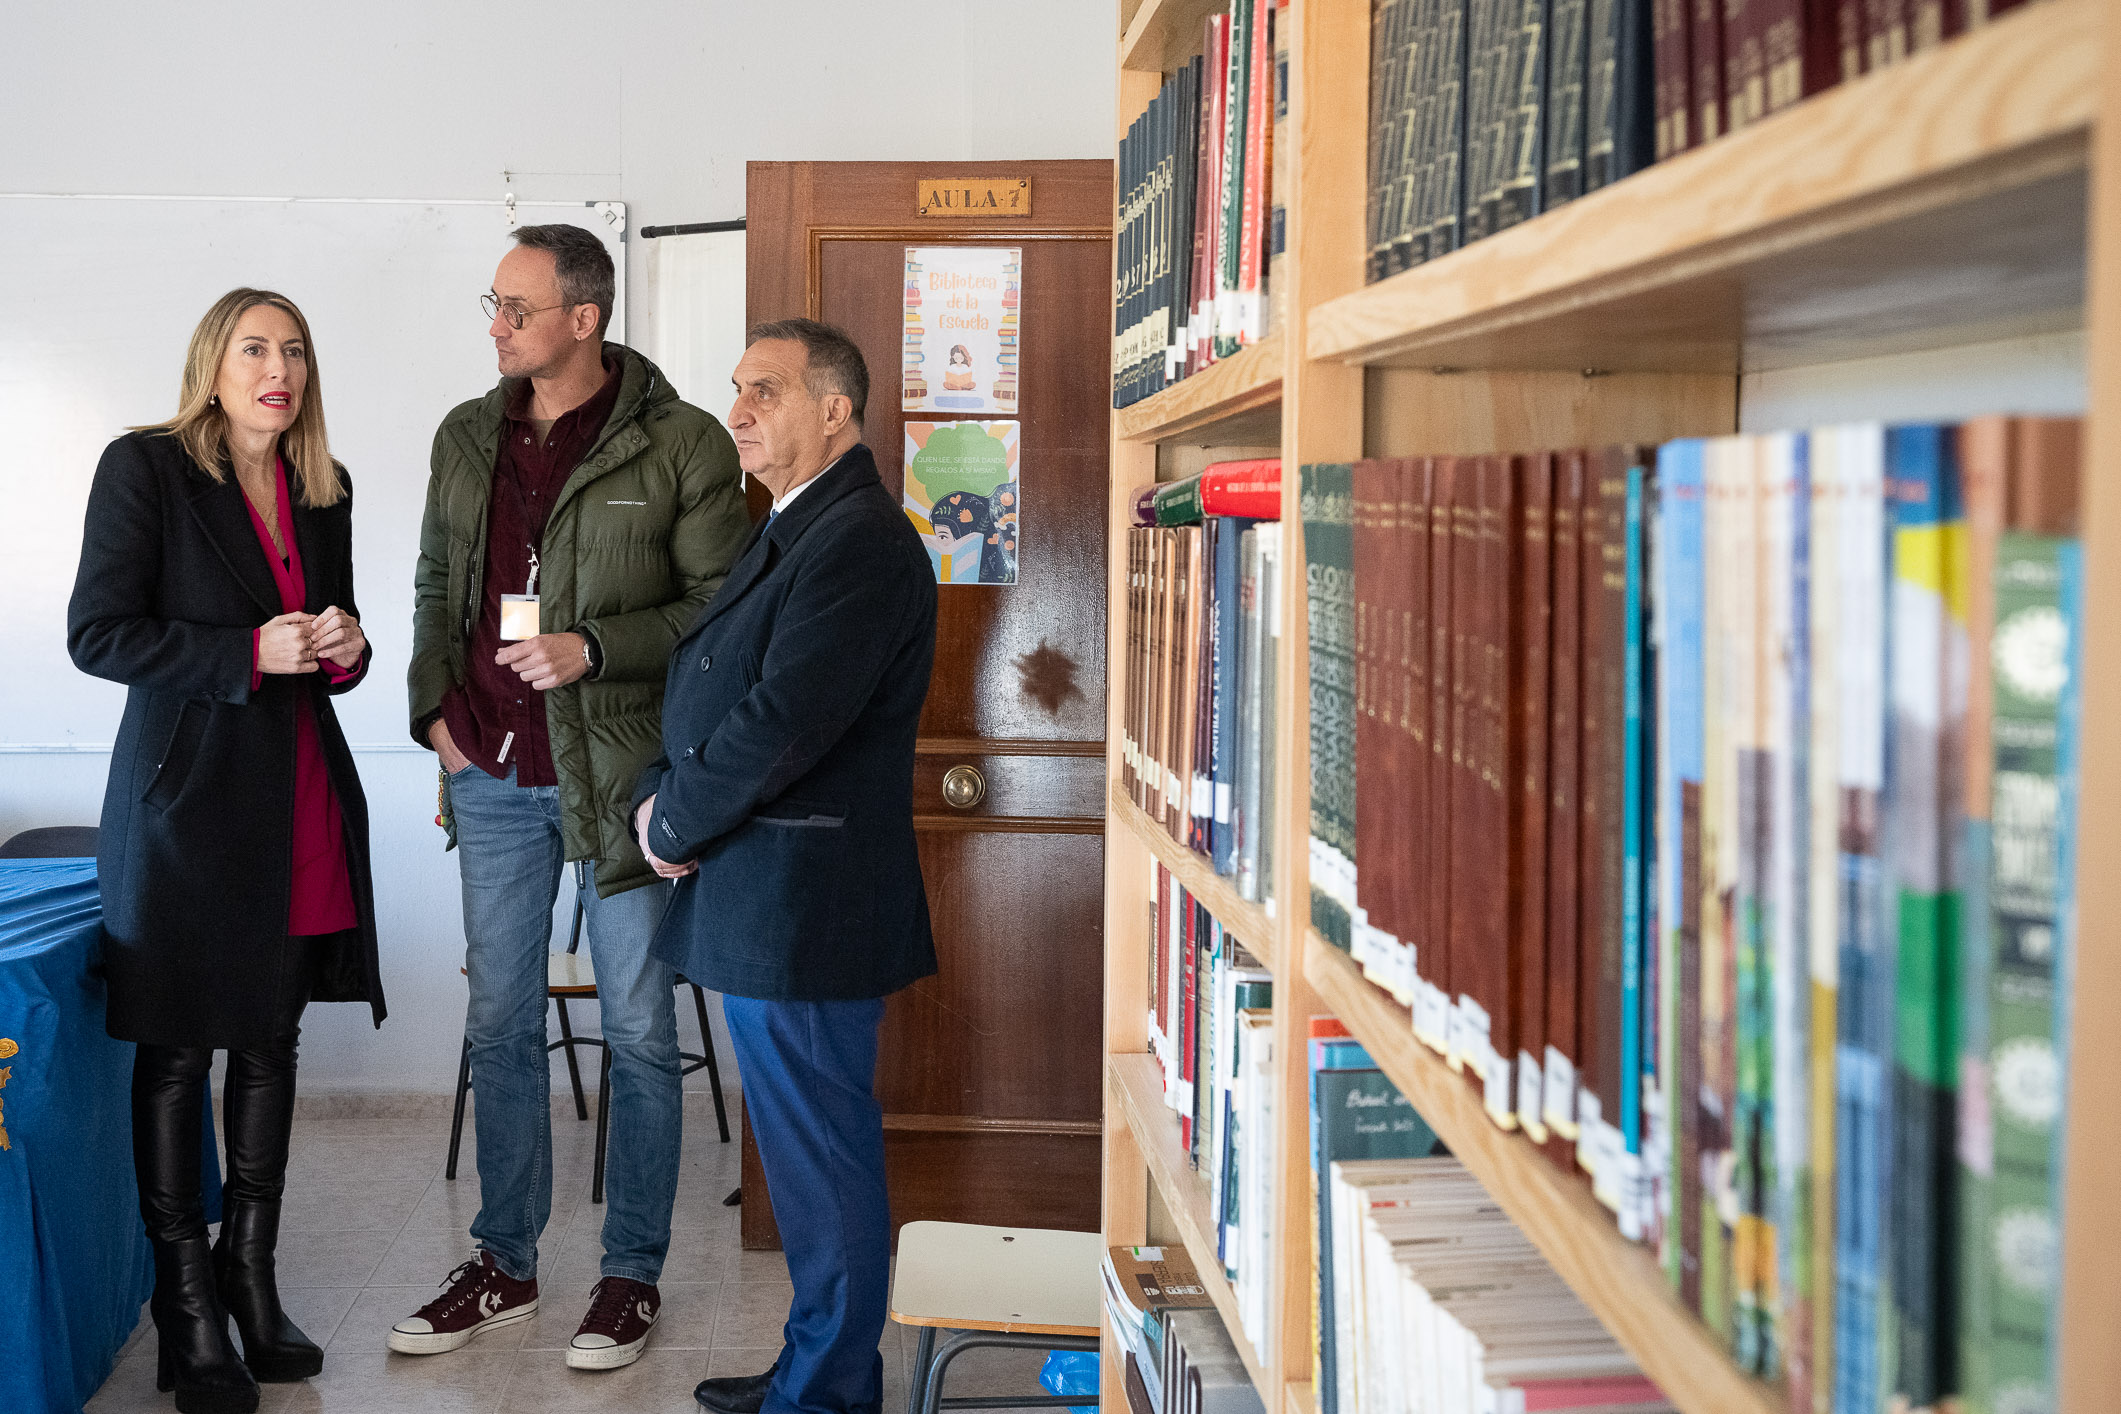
left=1116, top=335, right=1285, bottom=445
left=1306, top=0, right=2095, bottom=375
left=1302, top=932, right=1784, bottom=1414
left=1110, top=780, right=1280, bottom=971
left=1119, top=0, right=1224, bottom=74
left=1108, top=1050, right=1277, bottom=1396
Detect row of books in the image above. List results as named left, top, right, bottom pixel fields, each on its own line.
left=1123, top=460, right=1285, bottom=904
left=1146, top=863, right=1278, bottom=1354
left=1332, top=1153, right=1677, bottom=1414
left=1114, top=0, right=1290, bottom=409
left=1301, top=416, right=2085, bottom=1412
left=1362, top=0, right=2041, bottom=285
left=1105, top=1245, right=1265, bottom=1414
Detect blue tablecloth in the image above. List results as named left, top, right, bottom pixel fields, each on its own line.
left=0, top=858, right=221, bottom=1414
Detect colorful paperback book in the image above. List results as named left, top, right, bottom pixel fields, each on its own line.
left=1804, top=426, right=1845, bottom=1414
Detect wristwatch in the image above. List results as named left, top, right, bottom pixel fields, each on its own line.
left=579, top=632, right=604, bottom=681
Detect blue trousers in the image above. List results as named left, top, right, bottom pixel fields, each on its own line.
left=723, top=996, right=890, bottom=1414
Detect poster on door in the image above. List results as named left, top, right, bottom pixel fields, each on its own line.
left=902, top=246, right=1020, bottom=416
left=903, top=420, right=1020, bottom=585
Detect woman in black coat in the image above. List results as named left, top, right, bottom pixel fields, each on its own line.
left=67, top=288, right=385, bottom=1414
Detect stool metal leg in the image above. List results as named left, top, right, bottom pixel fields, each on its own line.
left=591, top=1042, right=612, bottom=1204
left=909, top=1325, right=937, bottom=1414
left=445, top=1034, right=472, bottom=1180
left=690, top=983, right=731, bottom=1143
left=554, top=996, right=589, bottom=1121
left=919, top=1330, right=1099, bottom=1414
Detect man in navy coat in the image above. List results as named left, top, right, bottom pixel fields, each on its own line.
left=631, top=318, right=937, bottom=1414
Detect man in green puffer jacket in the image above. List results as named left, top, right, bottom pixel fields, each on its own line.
left=397, top=224, right=748, bottom=1374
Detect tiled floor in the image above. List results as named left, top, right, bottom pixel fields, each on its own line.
left=89, top=1092, right=1060, bottom=1414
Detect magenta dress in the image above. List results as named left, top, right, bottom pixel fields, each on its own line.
left=243, top=459, right=360, bottom=936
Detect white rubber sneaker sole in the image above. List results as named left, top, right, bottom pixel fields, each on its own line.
left=565, top=1328, right=653, bottom=1371
left=386, top=1301, right=537, bottom=1355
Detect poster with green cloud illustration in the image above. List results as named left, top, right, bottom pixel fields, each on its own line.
left=903, top=421, right=1020, bottom=585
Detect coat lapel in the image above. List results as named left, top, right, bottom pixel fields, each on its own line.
left=185, top=473, right=281, bottom=618
left=686, top=446, right=881, bottom=641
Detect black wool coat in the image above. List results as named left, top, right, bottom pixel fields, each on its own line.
left=633, top=444, right=939, bottom=1002
left=67, top=431, right=385, bottom=1048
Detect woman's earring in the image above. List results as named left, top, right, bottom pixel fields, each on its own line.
left=208, top=394, right=219, bottom=406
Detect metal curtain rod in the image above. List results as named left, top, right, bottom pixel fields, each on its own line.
left=639, top=218, right=747, bottom=238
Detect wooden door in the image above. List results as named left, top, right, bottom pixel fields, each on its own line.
left=741, top=160, right=1113, bottom=1246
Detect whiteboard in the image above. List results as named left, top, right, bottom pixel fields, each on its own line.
left=0, top=196, right=628, bottom=751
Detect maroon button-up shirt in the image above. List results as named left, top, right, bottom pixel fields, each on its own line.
left=440, top=355, right=622, bottom=787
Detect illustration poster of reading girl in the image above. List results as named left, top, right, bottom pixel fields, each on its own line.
left=902, top=420, right=1020, bottom=585
left=901, top=246, right=1021, bottom=416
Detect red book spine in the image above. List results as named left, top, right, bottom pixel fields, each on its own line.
left=1514, top=455, right=1556, bottom=1139
left=1423, top=458, right=1460, bottom=1051
left=1448, top=457, right=1484, bottom=1076
left=1198, top=459, right=1285, bottom=518
left=1543, top=451, right=1585, bottom=1162
left=1405, top=459, right=1436, bottom=1000
left=1654, top=0, right=1694, bottom=158
left=1865, top=0, right=1907, bottom=69
left=1800, top=0, right=1844, bottom=95
left=1836, top=0, right=1865, bottom=80
left=1480, top=455, right=1522, bottom=1125
left=1723, top=0, right=1765, bottom=132
left=1758, top=0, right=1802, bottom=112
left=1694, top=0, right=1728, bottom=143
left=1237, top=0, right=1272, bottom=344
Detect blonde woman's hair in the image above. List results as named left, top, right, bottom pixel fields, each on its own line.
left=134, top=288, right=344, bottom=508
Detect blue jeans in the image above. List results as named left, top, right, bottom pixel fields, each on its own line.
left=725, top=996, right=890, bottom=1414
left=449, top=763, right=681, bottom=1285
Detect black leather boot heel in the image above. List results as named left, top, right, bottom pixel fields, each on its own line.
left=213, top=1200, right=323, bottom=1381
left=150, top=1236, right=260, bottom=1414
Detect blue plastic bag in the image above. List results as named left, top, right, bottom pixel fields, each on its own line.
left=1038, top=1349, right=1099, bottom=1414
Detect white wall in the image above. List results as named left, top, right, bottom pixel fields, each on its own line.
left=0, top=0, right=1115, bottom=1093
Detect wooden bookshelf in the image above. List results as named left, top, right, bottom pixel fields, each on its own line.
left=1110, top=783, right=1279, bottom=972
left=1304, top=935, right=1784, bottom=1414
left=1305, top=0, right=2095, bottom=375
left=1108, top=1051, right=1276, bottom=1394
left=1115, top=333, right=1285, bottom=445
left=1099, top=2, right=2118, bottom=1412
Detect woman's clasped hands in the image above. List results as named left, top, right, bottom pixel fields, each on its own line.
left=258, top=607, right=365, bottom=674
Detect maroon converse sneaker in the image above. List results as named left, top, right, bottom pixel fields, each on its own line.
left=386, top=1252, right=538, bottom=1354
left=564, top=1276, right=660, bottom=1370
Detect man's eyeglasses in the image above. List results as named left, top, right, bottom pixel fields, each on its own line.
left=481, top=292, right=573, bottom=331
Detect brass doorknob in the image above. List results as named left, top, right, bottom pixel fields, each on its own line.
left=941, top=765, right=986, bottom=809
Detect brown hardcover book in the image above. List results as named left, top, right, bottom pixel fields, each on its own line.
left=1148, top=530, right=1174, bottom=821
left=1477, top=455, right=1525, bottom=1126
left=2009, top=416, right=2083, bottom=536
left=1693, top=0, right=1728, bottom=142
left=1353, top=459, right=1388, bottom=955
left=1577, top=447, right=1634, bottom=1202
left=1836, top=0, right=1864, bottom=79
left=1654, top=0, right=1694, bottom=157
left=1423, top=456, right=1461, bottom=1050
left=1448, top=457, right=1485, bottom=1074
left=1865, top=0, right=1907, bottom=69
left=1513, top=454, right=1556, bottom=1139
left=1723, top=0, right=1765, bottom=131
left=1543, top=449, right=1586, bottom=1161
left=1171, top=527, right=1204, bottom=841
left=1405, top=458, right=1436, bottom=999
left=1760, top=0, right=1843, bottom=112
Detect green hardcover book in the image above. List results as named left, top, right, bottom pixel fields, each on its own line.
left=1304, top=464, right=1359, bottom=951
left=1215, top=0, right=1255, bottom=359
left=1983, top=528, right=2073, bottom=1414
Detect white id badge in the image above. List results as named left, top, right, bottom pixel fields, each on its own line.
left=500, top=594, right=540, bottom=641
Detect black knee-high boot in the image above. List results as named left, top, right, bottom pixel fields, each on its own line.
left=133, top=1046, right=259, bottom=1414
left=213, top=984, right=322, bottom=1380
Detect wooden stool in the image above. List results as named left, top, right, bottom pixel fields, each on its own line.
left=889, top=1221, right=1102, bottom=1414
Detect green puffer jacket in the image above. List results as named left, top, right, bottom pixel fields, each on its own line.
left=408, top=343, right=750, bottom=897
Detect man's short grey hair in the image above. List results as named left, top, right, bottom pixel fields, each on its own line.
left=745, top=318, right=869, bottom=426
left=509, top=224, right=615, bottom=338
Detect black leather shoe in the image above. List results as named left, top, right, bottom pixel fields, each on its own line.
left=214, top=1200, right=323, bottom=1381
left=150, top=1236, right=261, bottom=1414
left=695, top=1360, right=779, bottom=1414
